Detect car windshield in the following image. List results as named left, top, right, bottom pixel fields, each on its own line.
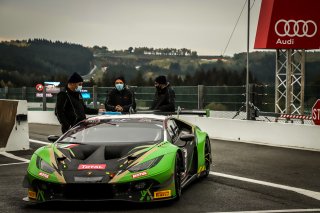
left=58, top=118, right=164, bottom=144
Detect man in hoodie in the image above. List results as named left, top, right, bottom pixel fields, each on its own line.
left=150, top=75, right=175, bottom=112
left=55, top=72, right=98, bottom=133
left=104, top=76, right=136, bottom=113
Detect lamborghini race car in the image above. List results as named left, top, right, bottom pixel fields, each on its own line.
left=23, top=113, right=212, bottom=202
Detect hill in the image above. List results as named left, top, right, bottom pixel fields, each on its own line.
left=0, top=40, right=319, bottom=89
left=0, top=39, right=93, bottom=87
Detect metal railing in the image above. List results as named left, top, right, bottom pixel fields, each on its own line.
left=0, top=85, right=246, bottom=111
left=0, top=85, right=318, bottom=116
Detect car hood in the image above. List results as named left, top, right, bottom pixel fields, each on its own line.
left=32, top=141, right=173, bottom=184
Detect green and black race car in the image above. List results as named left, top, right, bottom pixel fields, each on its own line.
left=23, top=113, right=212, bottom=202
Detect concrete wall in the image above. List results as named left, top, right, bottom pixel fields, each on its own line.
left=179, top=116, right=320, bottom=152
left=27, top=111, right=320, bottom=152
left=28, top=111, right=59, bottom=125
left=0, top=100, right=29, bottom=151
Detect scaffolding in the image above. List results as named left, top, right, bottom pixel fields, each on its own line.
left=275, top=49, right=305, bottom=114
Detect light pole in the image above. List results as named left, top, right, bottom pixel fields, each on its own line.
left=246, top=0, right=251, bottom=120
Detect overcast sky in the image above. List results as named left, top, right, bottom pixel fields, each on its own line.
left=0, top=0, right=262, bottom=56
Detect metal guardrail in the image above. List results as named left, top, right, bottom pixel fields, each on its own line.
left=1, top=85, right=247, bottom=111
left=0, top=85, right=318, bottom=124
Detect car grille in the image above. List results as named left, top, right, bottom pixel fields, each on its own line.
left=64, top=184, right=113, bottom=199
left=74, top=176, right=103, bottom=183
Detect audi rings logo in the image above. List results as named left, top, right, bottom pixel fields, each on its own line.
left=275, top=19, right=318, bottom=37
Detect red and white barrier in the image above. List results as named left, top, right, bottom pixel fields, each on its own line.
left=279, top=114, right=312, bottom=120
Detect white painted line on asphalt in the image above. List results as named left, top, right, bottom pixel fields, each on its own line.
left=210, top=209, right=320, bottom=213
left=0, top=139, right=49, bottom=167
left=210, top=172, right=320, bottom=201
left=29, top=139, right=50, bottom=145
left=0, top=152, right=30, bottom=162
left=0, top=162, right=29, bottom=167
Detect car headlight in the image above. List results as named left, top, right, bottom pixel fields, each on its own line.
left=128, top=156, right=163, bottom=172
left=36, top=156, right=56, bottom=174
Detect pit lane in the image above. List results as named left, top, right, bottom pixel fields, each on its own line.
left=0, top=124, right=320, bottom=213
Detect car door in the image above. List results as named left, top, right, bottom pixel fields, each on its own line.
left=166, top=118, right=196, bottom=179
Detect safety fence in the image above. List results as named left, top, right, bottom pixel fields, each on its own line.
left=0, top=85, right=248, bottom=110
left=0, top=85, right=318, bottom=124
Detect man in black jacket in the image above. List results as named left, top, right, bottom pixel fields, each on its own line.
left=150, top=75, right=175, bottom=112
left=105, top=76, right=136, bottom=113
left=55, top=72, right=98, bottom=133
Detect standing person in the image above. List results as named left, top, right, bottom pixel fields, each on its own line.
left=105, top=76, right=136, bottom=113
left=55, top=72, right=98, bottom=133
left=150, top=75, right=175, bottom=112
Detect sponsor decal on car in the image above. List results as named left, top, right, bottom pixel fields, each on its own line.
left=28, top=190, right=37, bottom=199
left=154, top=190, right=171, bottom=199
left=78, top=164, right=106, bottom=170
left=197, top=165, right=206, bottom=174
left=65, top=144, right=79, bottom=149
left=132, top=171, right=148, bottom=179
left=38, top=172, right=49, bottom=179
left=58, top=144, right=79, bottom=149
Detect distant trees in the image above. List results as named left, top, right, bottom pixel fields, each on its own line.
left=128, top=47, right=134, bottom=53
left=0, top=39, right=93, bottom=87
left=100, top=65, right=253, bottom=87
left=1, top=38, right=320, bottom=99
left=133, top=47, right=197, bottom=57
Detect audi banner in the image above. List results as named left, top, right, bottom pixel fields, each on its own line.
left=254, top=0, right=320, bottom=49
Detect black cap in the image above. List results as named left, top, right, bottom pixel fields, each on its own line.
left=155, top=75, right=167, bottom=84
left=68, top=72, right=83, bottom=83
left=114, top=76, right=125, bottom=84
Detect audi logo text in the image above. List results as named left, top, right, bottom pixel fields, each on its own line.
left=275, top=19, right=317, bottom=37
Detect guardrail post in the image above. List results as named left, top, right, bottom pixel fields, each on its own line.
left=42, top=85, right=47, bottom=111
left=93, top=85, right=98, bottom=109
left=198, top=85, right=204, bottom=109
left=4, top=86, right=8, bottom=99
left=22, top=86, right=26, bottom=100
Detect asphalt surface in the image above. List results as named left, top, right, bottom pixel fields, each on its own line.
left=0, top=124, right=320, bottom=212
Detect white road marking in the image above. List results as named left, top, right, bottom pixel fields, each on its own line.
left=29, top=139, right=50, bottom=145
left=210, top=209, right=320, bottom=213
left=0, top=152, right=30, bottom=162
left=210, top=172, right=320, bottom=201
left=0, top=139, right=49, bottom=167
left=0, top=162, right=29, bottom=167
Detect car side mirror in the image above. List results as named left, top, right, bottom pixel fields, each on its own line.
left=179, top=134, right=194, bottom=142
left=47, top=135, right=60, bottom=142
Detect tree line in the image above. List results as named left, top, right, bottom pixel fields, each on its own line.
left=0, top=39, right=92, bottom=87
left=93, top=45, right=198, bottom=57
left=1, top=39, right=319, bottom=92
left=99, top=66, right=255, bottom=87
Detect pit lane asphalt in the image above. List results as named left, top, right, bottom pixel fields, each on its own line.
left=0, top=123, right=320, bottom=213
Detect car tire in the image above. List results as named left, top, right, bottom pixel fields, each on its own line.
left=174, top=153, right=182, bottom=200
left=203, top=137, right=212, bottom=177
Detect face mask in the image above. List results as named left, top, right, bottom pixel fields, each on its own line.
left=76, top=85, right=82, bottom=92
left=115, top=84, right=124, bottom=91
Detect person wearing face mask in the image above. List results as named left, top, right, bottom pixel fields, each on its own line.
left=55, top=72, right=98, bottom=133
left=150, top=75, right=175, bottom=112
left=104, top=76, right=136, bottom=113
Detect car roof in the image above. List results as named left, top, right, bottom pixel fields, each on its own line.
left=87, top=114, right=167, bottom=121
